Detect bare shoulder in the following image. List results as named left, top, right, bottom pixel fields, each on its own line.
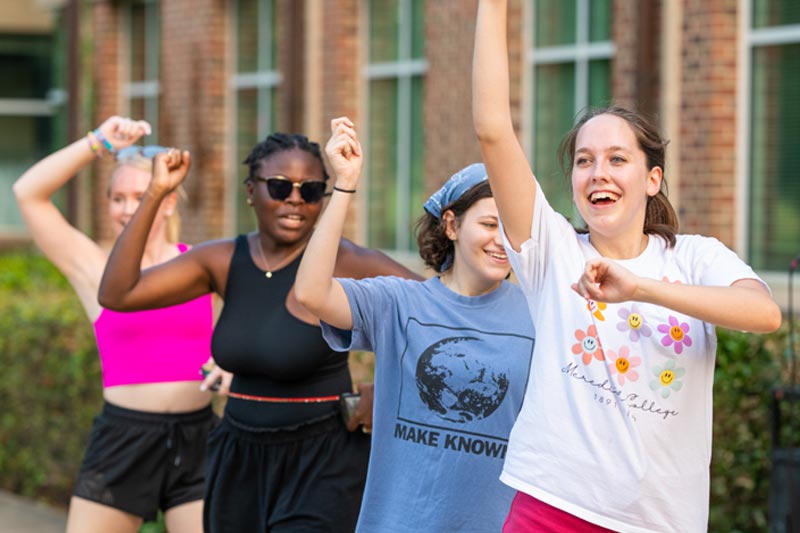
left=183, top=238, right=238, bottom=295
left=334, top=238, right=422, bottom=281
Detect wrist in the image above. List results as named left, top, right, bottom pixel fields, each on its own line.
left=92, top=128, right=116, bottom=155
left=85, top=131, right=103, bottom=158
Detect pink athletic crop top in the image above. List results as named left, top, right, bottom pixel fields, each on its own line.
left=93, top=243, right=214, bottom=388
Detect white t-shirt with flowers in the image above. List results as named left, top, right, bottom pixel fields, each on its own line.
left=501, top=185, right=764, bottom=533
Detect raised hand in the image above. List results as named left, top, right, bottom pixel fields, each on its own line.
left=94, top=116, right=152, bottom=153
left=325, top=116, right=363, bottom=191
left=150, top=149, right=191, bottom=197
left=571, top=258, right=641, bottom=304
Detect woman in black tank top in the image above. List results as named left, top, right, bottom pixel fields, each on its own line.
left=99, top=133, right=421, bottom=532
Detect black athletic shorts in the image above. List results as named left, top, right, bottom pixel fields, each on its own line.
left=204, top=412, right=370, bottom=532
left=73, top=401, right=216, bottom=521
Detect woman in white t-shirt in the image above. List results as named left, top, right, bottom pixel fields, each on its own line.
left=472, top=1, right=782, bottom=532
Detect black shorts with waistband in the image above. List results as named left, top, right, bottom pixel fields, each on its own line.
left=204, top=412, right=370, bottom=532
left=73, top=401, right=216, bottom=521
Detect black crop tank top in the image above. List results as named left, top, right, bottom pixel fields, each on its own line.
left=212, top=235, right=352, bottom=427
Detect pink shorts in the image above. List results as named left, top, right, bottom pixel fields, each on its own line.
left=503, top=491, right=619, bottom=533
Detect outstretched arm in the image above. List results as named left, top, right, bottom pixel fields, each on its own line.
left=572, top=259, right=782, bottom=333
left=98, top=149, right=214, bottom=310
left=12, top=116, right=151, bottom=319
left=473, top=0, right=536, bottom=251
left=295, top=117, right=364, bottom=330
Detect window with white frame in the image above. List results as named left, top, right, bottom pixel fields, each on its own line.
left=365, top=0, right=426, bottom=252
left=528, top=0, right=614, bottom=219
left=746, top=0, right=800, bottom=271
left=0, top=32, right=62, bottom=233
left=232, top=0, right=281, bottom=233
left=124, top=0, right=160, bottom=141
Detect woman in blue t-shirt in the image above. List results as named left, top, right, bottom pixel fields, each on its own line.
left=295, top=117, right=535, bottom=532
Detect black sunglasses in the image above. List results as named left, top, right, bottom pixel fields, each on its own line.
left=251, top=175, right=328, bottom=204
left=115, top=145, right=168, bottom=161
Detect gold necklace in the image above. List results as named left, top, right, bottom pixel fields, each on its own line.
left=254, top=235, right=274, bottom=278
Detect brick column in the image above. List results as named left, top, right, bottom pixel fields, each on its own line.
left=677, top=0, right=739, bottom=246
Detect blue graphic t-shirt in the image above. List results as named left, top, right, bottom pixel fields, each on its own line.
left=322, top=276, right=535, bottom=532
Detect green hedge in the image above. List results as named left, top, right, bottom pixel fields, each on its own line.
left=0, top=252, right=101, bottom=505
left=0, top=251, right=797, bottom=532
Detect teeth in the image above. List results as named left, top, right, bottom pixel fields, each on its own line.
left=589, top=191, right=620, bottom=203
left=488, top=252, right=507, bottom=260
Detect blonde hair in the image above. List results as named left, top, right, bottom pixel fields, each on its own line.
left=110, top=152, right=183, bottom=244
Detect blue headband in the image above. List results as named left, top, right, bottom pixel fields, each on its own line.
left=423, top=163, right=488, bottom=220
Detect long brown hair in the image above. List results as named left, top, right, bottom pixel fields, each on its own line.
left=559, top=105, right=678, bottom=248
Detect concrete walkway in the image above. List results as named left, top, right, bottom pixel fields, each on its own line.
left=0, top=490, right=67, bottom=532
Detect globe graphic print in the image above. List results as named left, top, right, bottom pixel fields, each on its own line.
left=415, top=336, right=509, bottom=423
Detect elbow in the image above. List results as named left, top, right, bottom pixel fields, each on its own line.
left=12, top=180, right=29, bottom=204
left=97, top=284, right=125, bottom=311
left=762, top=304, right=783, bottom=334
left=293, top=283, right=316, bottom=313
left=747, top=302, right=782, bottom=334
left=473, top=119, right=503, bottom=146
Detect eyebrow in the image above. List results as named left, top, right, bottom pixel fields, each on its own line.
left=575, top=145, right=632, bottom=154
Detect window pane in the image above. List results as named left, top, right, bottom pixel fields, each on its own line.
left=369, top=0, right=400, bottom=62
left=236, top=88, right=260, bottom=233
left=535, top=0, right=576, bottom=47
left=588, top=59, right=611, bottom=107
left=129, top=97, right=146, bottom=123
left=748, top=43, right=800, bottom=270
left=411, top=0, right=425, bottom=59
left=237, top=0, right=258, bottom=72
left=533, top=63, right=576, bottom=219
left=130, top=3, right=146, bottom=83
left=752, top=0, right=800, bottom=28
left=0, top=35, right=52, bottom=99
left=589, top=0, right=611, bottom=42
left=368, top=79, right=399, bottom=249
left=0, top=116, right=53, bottom=230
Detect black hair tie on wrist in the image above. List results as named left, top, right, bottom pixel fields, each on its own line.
left=333, top=185, right=357, bottom=194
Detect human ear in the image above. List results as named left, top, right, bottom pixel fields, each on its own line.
left=442, top=210, right=458, bottom=241
left=646, top=166, right=663, bottom=197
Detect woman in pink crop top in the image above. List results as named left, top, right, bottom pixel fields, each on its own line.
left=13, top=116, right=221, bottom=533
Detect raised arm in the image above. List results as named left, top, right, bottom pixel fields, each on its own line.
left=473, top=0, right=536, bottom=251
left=295, top=117, right=366, bottom=330
left=12, top=117, right=150, bottom=318
left=572, top=259, right=782, bottom=333
left=98, top=149, right=216, bottom=310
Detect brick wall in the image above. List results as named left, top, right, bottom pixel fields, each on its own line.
left=678, top=0, right=739, bottom=246
left=319, top=0, right=362, bottom=241
left=160, top=0, right=228, bottom=242
left=424, top=0, right=480, bottom=191
left=91, top=1, right=121, bottom=244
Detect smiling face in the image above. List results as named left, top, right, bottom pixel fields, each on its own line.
left=446, top=197, right=510, bottom=291
left=247, top=148, right=325, bottom=247
left=571, top=113, right=662, bottom=254
left=108, top=165, right=175, bottom=240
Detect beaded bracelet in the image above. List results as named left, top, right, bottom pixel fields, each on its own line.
left=92, top=128, right=115, bottom=154
left=333, top=185, right=357, bottom=194
left=85, top=131, right=102, bottom=157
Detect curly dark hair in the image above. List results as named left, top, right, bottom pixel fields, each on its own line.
left=415, top=180, right=494, bottom=272
left=242, top=132, right=329, bottom=182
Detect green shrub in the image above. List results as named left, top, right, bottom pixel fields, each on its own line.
left=0, top=251, right=101, bottom=506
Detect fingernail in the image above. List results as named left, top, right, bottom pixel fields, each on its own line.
left=199, top=384, right=207, bottom=391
